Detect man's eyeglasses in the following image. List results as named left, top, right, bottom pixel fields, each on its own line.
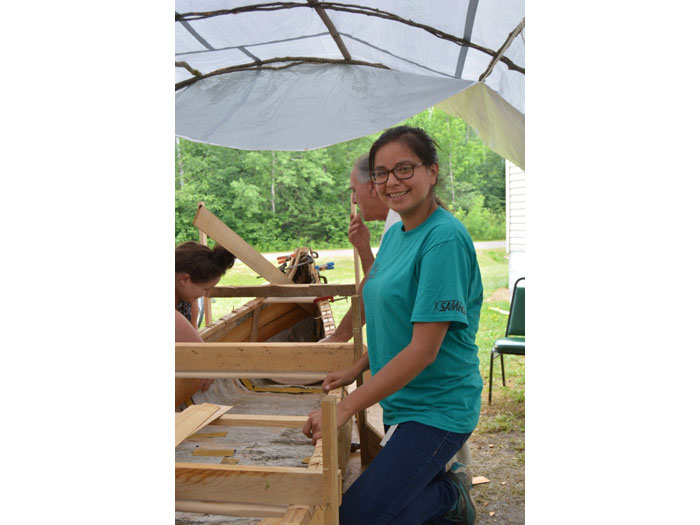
left=370, top=162, right=423, bottom=184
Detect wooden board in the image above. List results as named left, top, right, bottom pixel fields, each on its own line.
left=176, top=404, right=222, bottom=447
left=321, top=396, right=340, bottom=525
left=175, top=463, right=323, bottom=506
left=175, top=342, right=355, bottom=373
left=210, top=283, right=357, bottom=298
left=176, top=500, right=287, bottom=518
left=193, top=205, right=292, bottom=285
left=208, top=414, right=308, bottom=428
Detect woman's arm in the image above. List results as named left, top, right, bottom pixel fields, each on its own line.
left=303, top=321, right=449, bottom=443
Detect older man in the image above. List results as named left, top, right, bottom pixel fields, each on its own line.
left=348, top=153, right=401, bottom=275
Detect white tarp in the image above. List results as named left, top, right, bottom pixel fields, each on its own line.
left=175, top=1, right=525, bottom=168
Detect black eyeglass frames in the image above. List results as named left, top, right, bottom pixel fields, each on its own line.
left=370, top=162, right=424, bottom=184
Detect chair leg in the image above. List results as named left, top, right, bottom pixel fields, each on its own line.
left=500, top=354, right=506, bottom=386
left=488, top=350, right=495, bottom=404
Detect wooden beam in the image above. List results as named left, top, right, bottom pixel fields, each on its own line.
left=175, top=342, right=355, bottom=373
left=199, top=298, right=265, bottom=342
left=210, top=283, right=357, bottom=298
left=176, top=500, right=287, bottom=517
left=175, top=403, right=231, bottom=447
left=197, top=214, right=213, bottom=326
left=321, top=396, right=340, bottom=525
left=175, top=463, right=323, bottom=506
left=208, top=414, right=308, bottom=428
left=193, top=204, right=291, bottom=285
left=351, top=199, right=361, bottom=288
left=175, top=371, right=327, bottom=381
left=250, top=306, right=261, bottom=342
left=350, top=294, right=371, bottom=466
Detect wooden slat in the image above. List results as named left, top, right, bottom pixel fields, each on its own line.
left=175, top=342, right=355, bottom=373
left=175, top=404, right=222, bottom=447
left=176, top=371, right=327, bottom=381
left=209, top=414, right=308, bottom=428
left=321, top=396, right=340, bottom=525
left=210, top=283, right=357, bottom=298
left=176, top=500, right=287, bottom=517
left=198, top=221, right=213, bottom=326
left=212, top=302, right=297, bottom=343
left=192, top=205, right=316, bottom=316
left=193, top=205, right=291, bottom=285
left=250, top=306, right=261, bottom=342
left=175, top=463, right=323, bottom=506
left=200, top=298, right=265, bottom=342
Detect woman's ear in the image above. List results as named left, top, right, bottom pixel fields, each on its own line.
left=429, top=162, right=439, bottom=185
left=177, top=273, right=191, bottom=286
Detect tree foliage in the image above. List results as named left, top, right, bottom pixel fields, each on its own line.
left=175, top=108, right=506, bottom=249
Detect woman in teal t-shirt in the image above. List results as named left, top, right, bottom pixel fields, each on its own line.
left=304, top=126, right=483, bottom=524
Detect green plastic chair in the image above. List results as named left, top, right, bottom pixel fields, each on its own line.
left=488, top=277, right=525, bottom=404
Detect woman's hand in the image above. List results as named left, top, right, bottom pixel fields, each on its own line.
left=322, top=367, right=359, bottom=393
left=302, top=402, right=352, bottom=444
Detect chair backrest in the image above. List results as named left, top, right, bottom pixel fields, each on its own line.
left=506, top=277, right=525, bottom=337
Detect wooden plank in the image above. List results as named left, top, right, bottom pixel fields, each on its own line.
left=175, top=404, right=219, bottom=447
left=175, top=342, right=355, bottom=373
left=350, top=295, right=373, bottom=466
left=210, top=283, right=357, bottom=298
left=351, top=199, right=361, bottom=287
left=189, top=431, right=228, bottom=439
left=193, top=204, right=291, bottom=285
left=191, top=448, right=235, bottom=457
left=215, top=303, right=306, bottom=344
left=175, top=463, right=323, bottom=506
left=250, top=306, right=261, bottom=342
left=278, top=505, right=313, bottom=524
left=192, top=204, right=317, bottom=316
left=321, top=396, right=340, bottom=525
left=176, top=500, right=287, bottom=517
left=176, top=371, right=327, bottom=381
left=209, top=414, right=308, bottom=428
left=200, top=298, right=265, bottom=342
left=175, top=404, right=233, bottom=447
left=198, top=221, right=213, bottom=326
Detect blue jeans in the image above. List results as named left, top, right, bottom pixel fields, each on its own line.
left=340, top=421, right=470, bottom=525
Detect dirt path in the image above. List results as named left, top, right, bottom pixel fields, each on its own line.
left=469, top=429, right=525, bottom=524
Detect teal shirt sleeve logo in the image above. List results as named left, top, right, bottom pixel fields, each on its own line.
left=433, top=300, right=466, bottom=315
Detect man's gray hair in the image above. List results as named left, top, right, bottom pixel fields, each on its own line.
left=353, top=153, right=371, bottom=184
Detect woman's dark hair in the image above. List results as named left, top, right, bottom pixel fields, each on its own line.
left=369, top=125, right=445, bottom=207
left=368, top=125, right=439, bottom=173
left=175, top=242, right=235, bottom=283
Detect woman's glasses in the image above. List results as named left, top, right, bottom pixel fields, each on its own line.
left=370, top=162, right=423, bottom=184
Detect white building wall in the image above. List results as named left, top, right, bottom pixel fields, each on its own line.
left=506, top=160, right=526, bottom=291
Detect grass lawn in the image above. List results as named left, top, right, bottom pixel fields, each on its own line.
left=207, top=247, right=523, bottom=430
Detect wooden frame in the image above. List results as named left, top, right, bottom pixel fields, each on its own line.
left=176, top=205, right=379, bottom=522
left=176, top=396, right=341, bottom=524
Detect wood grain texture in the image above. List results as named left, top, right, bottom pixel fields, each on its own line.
left=210, top=283, right=357, bottom=298
left=208, top=414, right=308, bottom=428
left=175, top=404, right=220, bottom=447
left=321, top=396, right=340, bottom=525
left=175, top=342, right=355, bottom=373
left=176, top=500, right=287, bottom=517
left=193, top=205, right=291, bottom=285
left=175, top=463, right=323, bottom=505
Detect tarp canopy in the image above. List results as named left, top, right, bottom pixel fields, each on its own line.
left=175, top=1, right=525, bottom=168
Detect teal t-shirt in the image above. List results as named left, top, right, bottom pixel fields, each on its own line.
left=363, top=207, right=483, bottom=433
